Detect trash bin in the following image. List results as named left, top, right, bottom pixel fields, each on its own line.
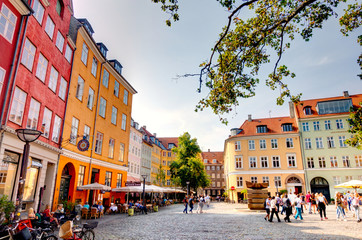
left=153, top=206, right=158, bottom=212
left=128, top=208, right=134, bottom=216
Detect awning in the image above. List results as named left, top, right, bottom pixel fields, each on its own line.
left=31, top=160, right=43, bottom=168
left=127, top=176, right=140, bottom=182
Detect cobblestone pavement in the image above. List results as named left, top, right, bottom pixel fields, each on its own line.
left=83, top=202, right=361, bottom=240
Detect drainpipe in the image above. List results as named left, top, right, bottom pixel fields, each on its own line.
left=299, top=124, right=309, bottom=193
left=51, top=45, right=77, bottom=210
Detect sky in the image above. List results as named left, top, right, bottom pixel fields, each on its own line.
left=72, top=0, right=361, bottom=152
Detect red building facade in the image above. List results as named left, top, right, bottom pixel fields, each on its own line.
left=0, top=0, right=74, bottom=212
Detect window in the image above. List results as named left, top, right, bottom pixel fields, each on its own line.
left=114, top=80, right=120, bottom=97
left=21, top=39, right=36, bottom=70
left=65, top=44, right=72, bottom=62
left=87, top=87, right=94, bottom=110
left=307, top=157, right=314, bottom=168
left=0, top=4, right=16, bottom=42
left=339, top=136, right=347, bottom=147
left=35, top=53, right=48, bottom=82
left=33, top=0, right=44, bottom=24
left=248, top=140, right=255, bottom=150
left=313, top=121, right=320, bottom=131
left=0, top=67, right=4, bottom=93
left=211, top=166, right=215, bottom=170
left=56, top=0, right=63, bottom=16
left=327, top=137, right=335, bottom=148
left=116, top=173, right=122, bottom=188
left=345, top=176, right=353, bottom=181
left=83, top=125, right=90, bottom=140
left=259, top=139, right=266, bottom=149
left=105, top=171, right=112, bottom=187
left=260, top=156, right=268, bottom=168
left=330, top=156, right=338, bottom=168
left=121, top=114, right=127, bottom=130
left=282, top=123, right=293, bottom=132
left=355, top=155, right=362, bottom=167
left=336, top=119, right=344, bottom=129
left=262, top=176, right=269, bottom=186
left=76, top=76, right=84, bottom=101
left=304, top=106, right=312, bottom=115
left=333, top=176, right=341, bottom=185
left=272, top=156, right=280, bottom=168
left=235, top=141, right=241, bottom=151
left=123, top=89, right=128, bottom=105
left=235, top=156, right=243, bottom=169
left=91, top=57, right=97, bottom=76
left=216, top=166, right=220, bottom=170
left=23, top=161, right=40, bottom=201
left=77, top=165, right=85, bottom=187
left=211, top=173, right=215, bottom=178
left=111, top=106, right=117, bottom=125
left=70, top=117, right=79, bottom=144
left=26, top=98, right=40, bottom=129
left=108, top=138, right=115, bottom=158
left=304, top=138, right=312, bottom=149
left=102, top=69, right=109, bottom=87
left=212, top=159, right=217, bottom=163
left=119, top=143, right=124, bottom=161
left=51, top=115, right=61, bottom=143
left=324, top=120, right=331, bottom=130
left=206, top=166, right=210, bottom=170
left=41, top=107, right=52, bottom=138
left=318, top=157, right=326, bottom=168
left=44, top=16, right=55, bottom=39
left=287, top=154, right=296, bottom=167
left=317, top=99, right=352, bottom=115
left=316, top=137, right=323, bottom=149
left=256, top=125, right=267, bottom=133
left=249, top=157, right=257, bottom=168
left=81, top=42, right=88, bottom=65
left=274, top=176, right=282, bottom=187
left=251, top=177, right=257, bottom=183
left=286, top=138, right=293, bottom=148
left=342, top=156, right=350, bottom=168
left=302, top=122, right=309, bottom=131
left=48, top=66, right=58, bottom=92
left=99, top=97, right=106, bottom=118
left=55, top=31, right=64, bottom=51
left=57, top=77, right=67, bottom=101
left=271, top=139, right=278, bottom=149
left=9, top=87, right=27, bottom=125
left=95, top=132, right=103, bottom=154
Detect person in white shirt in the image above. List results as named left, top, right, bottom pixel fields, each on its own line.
left=317, top=193, right=328, bottom=220
left=294, top=194, right=303, bottom=220
left=205, top=195, right=211, bottom=208
left=351, top=192, right=361, bottom=222
left=269, top=196, right=281, bottom=222
left=264, top=196, right=271, bottom=221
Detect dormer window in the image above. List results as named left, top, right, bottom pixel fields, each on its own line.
left=97, top=43, right=108, bottom=58
left=282, top=123, right=293, bottom=132
left=212, top=159, right=217, bottom=163
left=304, top=106, right=312, bottom=115
left=56, top=0, right=64, bottom=17
left=256, top=125, right=267, bottom=133
left=168, top=143, right=175, bottom=149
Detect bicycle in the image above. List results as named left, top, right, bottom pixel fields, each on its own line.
left=18, top=219, right=57, bottom=240
left=59, top=217, right=97, bottom=240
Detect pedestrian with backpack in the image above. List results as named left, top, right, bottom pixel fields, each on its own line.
left=183, top=196, right=188, bottom=214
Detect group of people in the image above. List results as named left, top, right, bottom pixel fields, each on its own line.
left=182, top=195, right=211, bottom=214
left=265, top=191, right=361, bottom=223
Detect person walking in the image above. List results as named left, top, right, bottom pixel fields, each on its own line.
left=205, top=195, right=211, bottom=208
left=294, top=194, right=303, bottom=220
left=269, top=196, right=281, bottom=222
left=317, top=193, right=328, bottom=220
left=351, top=192, right=361, bottom=222
left=310, top=193, right=317, bottom=214
left=335, top=192, right=347, bottom=221
left=305, top=191, right=312, bottom=214
left=283, top=194, right=292, bottom=222
left=183, top=196, right=188, bottom=214
left=264, top=196, right=271, bottom=221
left=196, top=196, right=205, bottom=214
left=189, top=195, right=194, bottom=213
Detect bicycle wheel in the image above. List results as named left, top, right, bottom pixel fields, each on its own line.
left=81, top=229, right=94, bottom=240
left=43, top=235, right=57, bottom=240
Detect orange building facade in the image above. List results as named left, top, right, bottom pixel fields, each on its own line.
left=53, top=17, right=136, bottom=208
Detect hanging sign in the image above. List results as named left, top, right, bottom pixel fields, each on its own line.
left=77, top=138, right=90, bottom=151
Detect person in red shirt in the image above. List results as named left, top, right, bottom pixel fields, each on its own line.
left=43, top=204, right=58, bottom=226
left=305, top=191, right=311, bottom=214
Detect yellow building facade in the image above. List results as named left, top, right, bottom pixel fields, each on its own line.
left=53, top=18, right=136, bottom=208
left=159, top=137, right=178, bottom=186
left=224, top=116, right=305, bottom=202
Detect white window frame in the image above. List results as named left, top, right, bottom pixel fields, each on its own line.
left=81, top=42, right=88, bottom=65
left=330, top=156, right=338, bottom=168
left=91, top=57, right=97, bottom=77
left=55, top=31, right=64, bottom=52
left=304, top=138, right=312, bottom=149
left=83, top=125, right=90, bottom=141
left=236, top=176, right=243, bottom=187
left=342, top=156, right=350, bottom=168
left=87, top=87, right=94, bottom=110
left=333, top=176, right=341, bottom=185
left=111, top=106, right=117, bottom=125
left=260, top=156, right=268, bottom=168
left=235, top=155, right=243, bottom=169
left=102, top=69, right=109, bottom=87
left=287, top=154, right=297, bottom=168
left=44, top=15, right=55, bottom=39
left=58, top=77, right=67, bottom=100
left=248, top=140, right=255, bottom=150
left=21, top=38, right=36, bottom=71
left=0, top=4, right=17, bottom=43
left=51, top=115, right=61, bottom=143
left=336, top=119, right=344, bottom=129
left=75, top=76, right=84, bottom=101
left=274, top=176, right=282, bottom=187
left=70, top=117, right=79, bottom=144
left=307, top=157, right=314, bottom=168
left=41, top=107, right=52, bottom=138
left=327, top=136, right=335, bottom=148
left=302, top=122, right=309, bottom=132
left=272, top=156, right=280, bottom=168
left=114, top=80, right=120, bottom=97
left=249, top=156, right=257, bottom=168
left=339, top=136, right=347, bottom=148
left=355, top=155, right=362, bottom=167
left=64, top=44, right=72, bottom=62
left=99, top=97, right=106, bottom=118
left=48, top=66, right=58, bottom=92
left=318, top=157, right=326, bottom=168
left=324, top=120, right=331, bottom=130
left=35, top=53, right=48, bottom=82
left=9, top=87, right=27, bottom=125
left=33, top=0, right=44, bottom=24
left=271, top=139, right=278, bottom=149
left=26, top=98, right=40, bottom=130
left=235, top=141, right=241, bottom=151
left=251, top=176, right=257, bottom=183
left=259, top=139, right=266, bottom=149
left=123, top=89, right=128, bottom=105
left=286, top=138, right=294, bottom=148
left=121, top=114, right=127, bottom=130
left=95, top=132, right=103, bottom=154
left=262, top=176, right=269, bottom=186
left=313, top=121, right=320, bottom=131
left=316, top=137, right=323, bottom=149
left=108, top=138, right=115, bottom=158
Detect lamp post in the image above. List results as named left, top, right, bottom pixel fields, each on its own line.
left=141, top=174, right=147, bottom=207
left=15, top=129, right=42, bottom=218
left=275, top=179, right=279, bottom=196
left=186, top=181, right=190, bottom=196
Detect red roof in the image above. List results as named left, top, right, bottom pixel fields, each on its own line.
left=201, top=151, right=224, bottom=164
left=294, top=93, right=362, bottom=119
left=158, top=137, right=179, bottom=150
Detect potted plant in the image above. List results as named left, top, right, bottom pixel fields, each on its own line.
left=0, top=195, right=15, bottom=236
left=62, top=201, right=75, bottom=215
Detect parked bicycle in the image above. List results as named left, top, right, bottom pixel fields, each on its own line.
left=0, top=219, right=57, bottom=240
left=59, top=216, right=97, bottom=240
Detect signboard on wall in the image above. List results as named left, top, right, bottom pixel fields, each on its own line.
left=125, top=181, right=141, bottom=186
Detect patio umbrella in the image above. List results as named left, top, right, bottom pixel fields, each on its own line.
left=334, top=180, right=362, bottom=189
left=78, top=182, right=111, bottom=191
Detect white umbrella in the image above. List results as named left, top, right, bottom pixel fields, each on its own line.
left=77, top=182, right=111, bottom=191
left=334, top=180, right=362, bottom=189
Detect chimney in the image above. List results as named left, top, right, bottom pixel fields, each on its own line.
left=153, top=133, right=157, bottom=137
left=289, top=101, right=295, bottom=118
left=343, top=91, right=349, bottom=97
left=248, top=114, right=252, bottom=122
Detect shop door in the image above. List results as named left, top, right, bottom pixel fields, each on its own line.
left=59, top=176, right=70, bottom=202
left=310, top=177, right=330, bottom=201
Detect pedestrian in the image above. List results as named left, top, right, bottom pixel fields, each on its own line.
left=189, top=195, right=194, bottom=213
left=205, top=195, right=210, bottom=208
left=317, top=193, right=328, bottom=221
left=183, top=196, right=188, bottom=214
left=335, top=192, right=347, bottom=221
left=197, top=196, right=204, bottom=214
left=300, top=192, right=305, bottom=213
left=351, top=192, right=361, bottom=222
left=294, top=194, right=303, bottom=220
left=269, top=196, right=281, bottom=222
left=281, top=194, right=287, bottom=215
left=264, top=196, right=271, bottom=221
left=305, top=191, right=311, bottom=214
left=310, top=193, right=317, bottom=214
left=283, top=194, right=292, bottom=222
left=275, top=194, right=281, bottom=212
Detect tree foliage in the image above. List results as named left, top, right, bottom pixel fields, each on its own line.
left=153, top=0, right=362, bottom=124
left=170, top=132, right=210, bottom=192
left=346, top=102, right=362, bottom=149
left=155, top=164, right=166, bottom=186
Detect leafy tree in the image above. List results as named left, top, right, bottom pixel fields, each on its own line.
left=153, top=0, right=362, bottom=124
left=346, top=102, right=362, bottom=149
left=170, top=132, right=210, bottom=193
left=156, top=164, right=166, bottom=186
left=0, top=195, right=15, bottom=225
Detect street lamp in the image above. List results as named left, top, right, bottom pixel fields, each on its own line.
left=186, top=181, right=190, bottom=196
left=15, top=129, right=42, bottom=218
left=141, top=174, right=147, bottom=208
